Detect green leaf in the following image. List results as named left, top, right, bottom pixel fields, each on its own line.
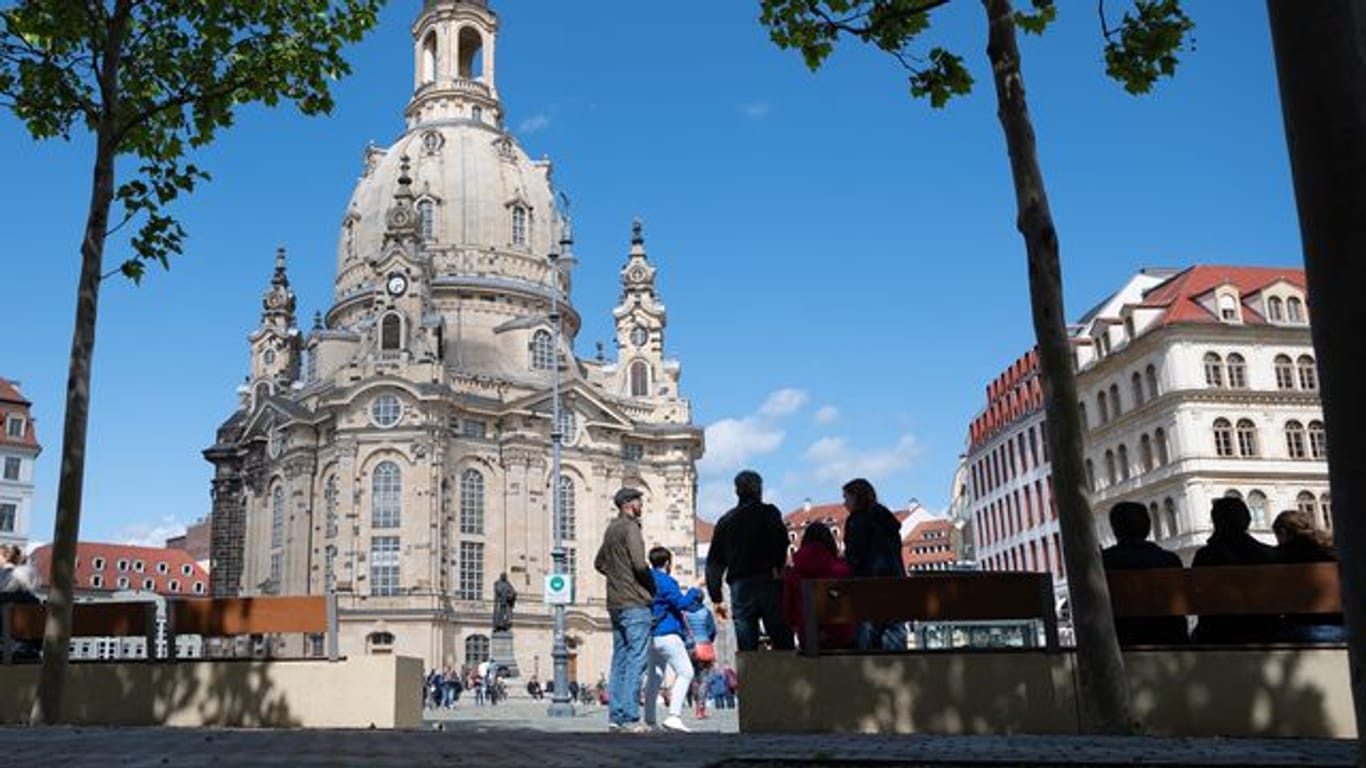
left=1014, top=0, right=1057, bottom=36
left=1104, top=0, right=1196, bottom=95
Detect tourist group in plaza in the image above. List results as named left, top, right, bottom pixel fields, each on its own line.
left=596, top=470, right=909, bottom=733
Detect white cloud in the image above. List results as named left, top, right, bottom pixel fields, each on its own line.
left=698, top=417, right=785, bottom=476
left=518, top=114, right=551, bottom=134
left=696, top=388, right=809, bottom=477
left=801, top=433, right=922, bottom=485
left=117, top=515, right=187, bottom=548
left=739, top=101, right=772, bottom=119
left=814, top=406, right=840, bottom=425
left=758, top=388, right=808, bottom=417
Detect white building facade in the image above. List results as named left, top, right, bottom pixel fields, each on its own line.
left=0, top=377, right=40, bottom=548
left=965, top=265, right=1329, bottom=616
left=203, top=0, right=703, bottom=680
left=1076, top=266, right=1329, bottom=559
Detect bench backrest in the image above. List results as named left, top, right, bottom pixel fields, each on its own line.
left=801, top=571, right=1059, bottom=655
left=1107, top=562, right=1341, bottom=617
left=169, top=596, right=329, bottom=636
left=3, top=601, right=159, bottom=642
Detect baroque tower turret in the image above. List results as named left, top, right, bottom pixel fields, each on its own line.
left=203, top=0, right=703, bottom=676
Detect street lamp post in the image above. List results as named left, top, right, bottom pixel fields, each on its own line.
left=547, top=231, right=574, bottom=718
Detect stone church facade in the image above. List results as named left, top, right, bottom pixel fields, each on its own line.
left=204, top=0, right=703, bottom=680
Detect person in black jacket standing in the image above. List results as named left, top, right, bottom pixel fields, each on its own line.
left=842, top=478, right=908, bottom=650
left=706, top=470, right=794, bottom=651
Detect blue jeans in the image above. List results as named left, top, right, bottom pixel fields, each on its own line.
left=730, top=576, right=794, bottom=651
left=608, top=605, right=653, bottom=726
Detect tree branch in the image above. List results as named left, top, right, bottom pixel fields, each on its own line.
left=1098, top=0, right=1116, bottom=39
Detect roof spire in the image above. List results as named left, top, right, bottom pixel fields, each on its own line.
left=272, top=246, right=289, bottom=288
left=631, top=216, right=644, bottom=246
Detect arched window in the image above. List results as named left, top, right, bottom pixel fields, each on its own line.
left=1212, top=418, right=1235, bottom=457
left=1097, top=391, right=1108, bottom=424
left=1104, top=450, right=1117, bottom=486
left=421, top=31, right=438, bottom=84
left=367, top=631, right=395, bottom=655
left=460, top=469, right=485, bottom=535
left=1131, top=372, right=1145, bottom=408
left=1274, top=354, right=1296, bottom=390
left=1145, top=363, right=1159, bottom=400
left=1217, top=293, right=1240, bottom=322
left=1154, top=427, right=1170, bottom=466
left=465, top=634, right=490, bottom=665
left=372, top=461, right=402, bottom=528
left=1285, top=420, right=1307, bottom=459
left=629, top=361, right=650, bottom=397
left=1163, top=498, right=1178, bottom=538
left=323, top=475, right=339, bottom=539
left=1297, top=355, right=1318, bottom=390
left=1307, top=420, right=1327, bottom=459
left=1247, top=490, right=1268, bottom=528
left=1079, top=401, right=1089, bottom=431
left=1267, top=296, right=1284, bottom=321
left=1139, top=434, right=1154, bottom=473
left=555, top=476, right=576, bottom=541
left=1236, top=419, right=1259, bottom=457
left=1148, top=502, right=1162, bottom=539
left=1203, top=352, right=1224, bottom=388
left=270, top=485, right=285, bottom=549
left=1287, top=297, right=1305, bottom=323
left=1117, top=444, right=1130, bottom=481
left=1320, top=494, right=1333, bottom=530
left=531, top=329, right=554, bottom=370
left=1296, top=490, right=1318, bottom=517
left=457, top=26, right=484, bottom=79
left=511, top=205, right=528, bottom=247
left=418, top=199, right=434, bottom=241
left=1084, top=459, right=1096, bottom=492
left=1224, top=489, right=1243, bottom=500
left=380, top=313, right=403, bottom=352
left=1226, top=353, right=1247, bottom=388
left=1109, top=384, right=1122, bottom=417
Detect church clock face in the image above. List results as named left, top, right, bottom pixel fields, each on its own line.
left=628, top=266, right=646, bottom=282
left=386, top=272, right=408, bottom=297
left=630, top=326, right=648, bottom=347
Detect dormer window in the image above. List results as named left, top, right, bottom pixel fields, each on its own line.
left=1267, top=296, right=1284, bottom=322
left=1287, top=297, right=1305, bottom=323
left=5, top=416, right=24, bottom=438
left=1217, top=292, right=1240, bottom=322
left=1123, top=316, right=1136, bottom=340
left=511, top=205, right=528, bottom=247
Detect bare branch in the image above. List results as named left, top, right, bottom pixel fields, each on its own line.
left=1098, top=0, right=1116, bottom=39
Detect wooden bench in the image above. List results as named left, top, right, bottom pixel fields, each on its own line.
left=1106, top=562, right=1342, bottom=622
left=799, top=570, right=1059, bottom=655
left=1, top=594, right=339, bottom=663
left=1, top=601, right=159, bottom=663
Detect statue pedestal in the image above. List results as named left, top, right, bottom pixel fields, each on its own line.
left=490, top=630, right=520, bottom=678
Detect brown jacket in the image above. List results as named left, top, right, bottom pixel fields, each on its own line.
left=594, top=512, right=656, bottom=610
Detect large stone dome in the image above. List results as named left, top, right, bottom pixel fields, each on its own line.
left=333, top=120, right=560, bottom=301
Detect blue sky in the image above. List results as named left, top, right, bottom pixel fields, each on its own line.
left=2, top=2, right=1301, bottom=546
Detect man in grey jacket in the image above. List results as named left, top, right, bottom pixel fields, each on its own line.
left=594, top=486, right=656, bottom=732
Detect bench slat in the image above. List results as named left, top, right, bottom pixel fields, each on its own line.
left=171, top=596, right=328, bottom=636
left=1107, top=563, right=1341, bottom=617
left=5, top=602, right=157, bottom=642
left=809, top=572, right=1056, bottom=623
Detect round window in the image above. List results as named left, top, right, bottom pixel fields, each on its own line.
left=371, top=394, right=403, bottom=428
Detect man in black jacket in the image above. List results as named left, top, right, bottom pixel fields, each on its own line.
left=706, top=470, right=794, bottom=651
left=1191, top=496, right=1279, bottom=643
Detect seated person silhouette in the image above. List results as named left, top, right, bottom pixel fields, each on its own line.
left=1101, top=501, right=1188, bottom=645
left=1191, top=497, right=1279, bottom=644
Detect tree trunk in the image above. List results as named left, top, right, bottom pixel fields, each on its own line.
left=981, top=0, right=1133, bottom=734
left=1265, top=2, right=1366, bottom=762
left=32, top=5, right=126, bottom=724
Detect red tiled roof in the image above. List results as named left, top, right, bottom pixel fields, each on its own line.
left=783, top=503, right=910, bottom=530
left=0, top=377, right=40, bottom=451
left=902, top=519, right=956, bottom=544
left=1137, top=265, right=1306, bottom=327
left=695, top=518, right=714, bottom=544
left=30, top=542, right=210, bottom=597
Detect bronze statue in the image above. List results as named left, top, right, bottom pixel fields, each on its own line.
left=493, top=572, right=517, bottom=632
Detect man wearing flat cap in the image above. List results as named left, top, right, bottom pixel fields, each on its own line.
left=594, top=486, right=657, bottom=732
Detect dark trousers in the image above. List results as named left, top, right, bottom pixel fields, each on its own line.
left=730, top=575, right=794, bottom=651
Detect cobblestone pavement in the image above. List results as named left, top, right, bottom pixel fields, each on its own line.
left=2, top=698, right=1356, bottom=768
